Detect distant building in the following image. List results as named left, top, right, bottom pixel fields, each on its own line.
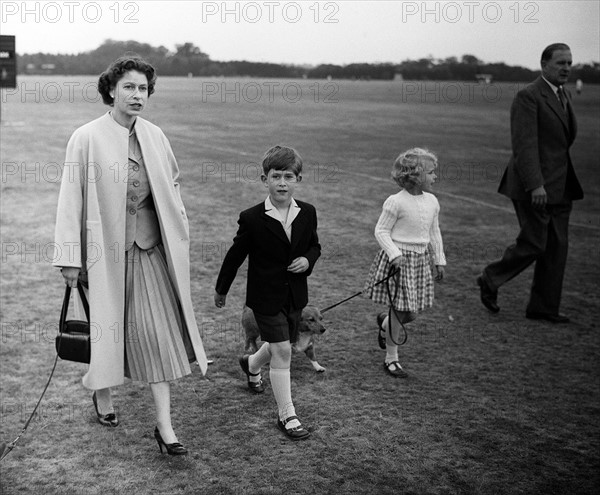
left=0, top=34, right=16, bottom=87
left=475, top=74, right=493, bottom=84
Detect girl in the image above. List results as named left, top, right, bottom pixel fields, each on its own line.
left=364, top=148, right=446, bottom=377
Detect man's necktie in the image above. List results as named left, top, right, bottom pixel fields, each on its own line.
left=557, top=86, right=568, bottom=113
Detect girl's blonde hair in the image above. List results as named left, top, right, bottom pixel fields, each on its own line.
left=391, top=147, right=438, bottom=188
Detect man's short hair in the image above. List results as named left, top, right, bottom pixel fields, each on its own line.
left=541, top=43, right=571, bottom=64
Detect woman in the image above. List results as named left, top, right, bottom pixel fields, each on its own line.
left=54, top=56, right=208, bottom=455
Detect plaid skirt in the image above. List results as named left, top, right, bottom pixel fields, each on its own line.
left=363, top=249, right=434, bottom=312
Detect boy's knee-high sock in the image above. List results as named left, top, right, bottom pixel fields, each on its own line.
left=269, top=367, right=300, bottom=428
left=249, top=342, right=271, bottom=373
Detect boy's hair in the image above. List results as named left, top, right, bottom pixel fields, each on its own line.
left=261, top=145, right=303, bottom=175
left=98, top=54, right=157, bottom=106
left=391, top=147, right=438, bottom=188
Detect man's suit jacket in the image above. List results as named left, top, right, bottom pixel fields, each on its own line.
left=498, top=77, right=583, bottom=203
left=215, top=199, right=321, bottom=315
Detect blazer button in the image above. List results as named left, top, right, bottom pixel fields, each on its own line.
left=129, top=208, right=136, bottom=215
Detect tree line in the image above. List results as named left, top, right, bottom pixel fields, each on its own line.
left=17, top=40, right=600, bottom=83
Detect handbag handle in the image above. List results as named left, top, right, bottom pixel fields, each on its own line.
left=59, top=284, right=90, bottom=327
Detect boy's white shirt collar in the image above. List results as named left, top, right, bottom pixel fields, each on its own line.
left=264, top=196, right=301, bottom=242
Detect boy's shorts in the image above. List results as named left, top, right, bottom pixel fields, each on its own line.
left=253, top=305, right=302, bottom=344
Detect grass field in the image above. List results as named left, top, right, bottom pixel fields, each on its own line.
left=1, top=76, right=599, bottom=495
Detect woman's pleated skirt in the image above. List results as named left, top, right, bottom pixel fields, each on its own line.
left=124, top=243, right=194, bottom=383
left=363, top=248, right=434, bottom=312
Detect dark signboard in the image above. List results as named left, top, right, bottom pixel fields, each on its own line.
left=0, top=35, right=17, bottom=88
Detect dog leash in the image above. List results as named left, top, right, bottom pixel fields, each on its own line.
left=319, top=266, right=409, bottom=346
left=320, top=268, right=400, bottom=314
left=384, top=266, right=409, bottom=346
left=0, top=281, right=85, bottom=462
left=0, top=346, right=61, bottom=462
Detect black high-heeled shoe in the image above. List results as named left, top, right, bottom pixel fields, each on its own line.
left=92, top=392, right=119, bottom=427
left=154, top=427, right=188, bottom=456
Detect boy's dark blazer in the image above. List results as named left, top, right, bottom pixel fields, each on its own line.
left=215, top=199, right=321, bottom=315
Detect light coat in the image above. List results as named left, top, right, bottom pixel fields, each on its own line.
left=54, top=112, right=207, bottom=390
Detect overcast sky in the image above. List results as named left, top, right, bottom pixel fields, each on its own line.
left=2, top=1, right=599, bottom=69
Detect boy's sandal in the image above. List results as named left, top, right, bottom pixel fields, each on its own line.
left=377, top=312, right=387, bottom=350
left=384, top=361, right=408, bottom=378
left=239, top=355, right=264, bottom=394
left=277, top=416, right=310, bottom=441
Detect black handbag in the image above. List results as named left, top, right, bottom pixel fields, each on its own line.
left=56, top=284, right=90, bottom=364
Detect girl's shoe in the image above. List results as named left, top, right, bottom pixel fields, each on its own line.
left=154, top=427, right=188, bottom=456
left=384, top=361, right=408, bottom=378
left=92, top=392, right=119, bottom=427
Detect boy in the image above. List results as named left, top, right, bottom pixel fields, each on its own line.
left=215, top=145, right=321, bottom=440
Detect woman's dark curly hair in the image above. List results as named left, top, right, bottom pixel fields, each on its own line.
left=97, top=55, right=156, bottom=106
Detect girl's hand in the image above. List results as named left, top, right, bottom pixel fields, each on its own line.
left=214, top=293, right=226, bottom=308
left=61, top=267, right=80, bottom=287
left=435, top=265, right=445, bottom=281
left=287, top=257, right=309, bottom=273
left=391, top=255, right=407, bottom=270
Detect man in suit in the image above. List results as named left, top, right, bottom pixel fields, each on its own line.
left=215, top=145, right=321, bottom=440
left=477, top=43, right=584, bottom=323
